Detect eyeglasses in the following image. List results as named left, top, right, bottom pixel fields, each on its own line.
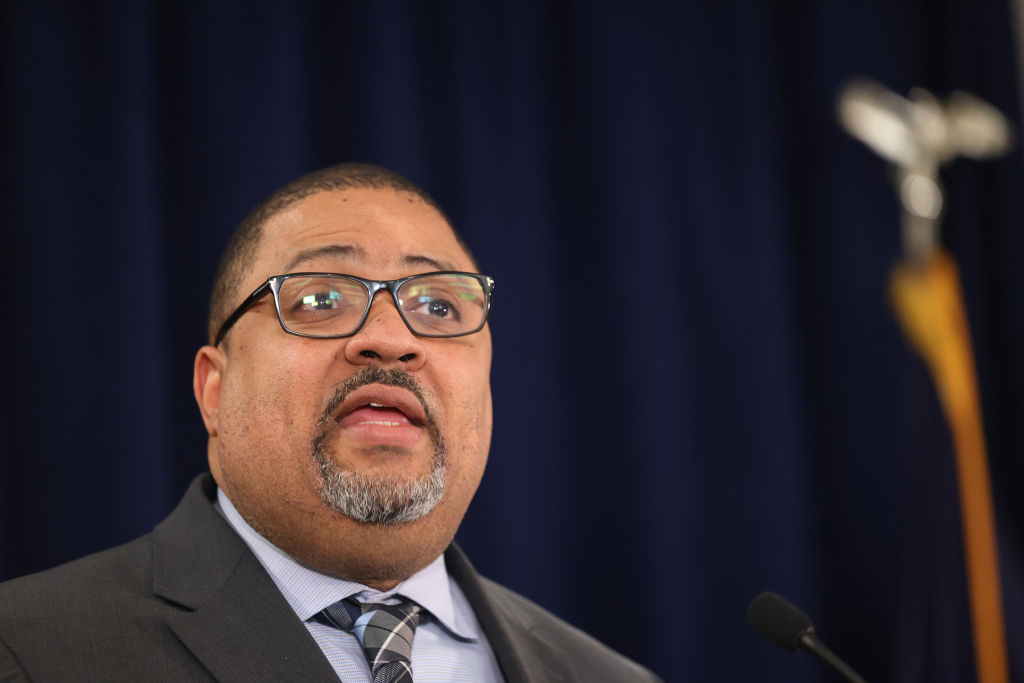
left=214, top=271, right=494, bottom=346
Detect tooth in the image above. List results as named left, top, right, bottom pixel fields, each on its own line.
left=369, top=403, right=385, bottom=408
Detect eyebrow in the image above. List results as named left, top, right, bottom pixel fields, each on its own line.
left=283, top=244, right=457, bottom=274
left=284, top=244, right=361, bottom=272
left=403, top=254, right=457, bottom=272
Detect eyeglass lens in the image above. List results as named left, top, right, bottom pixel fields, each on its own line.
left=277, top=274, right=488, bottom=337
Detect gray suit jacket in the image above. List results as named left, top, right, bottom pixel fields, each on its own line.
left=0, top=475, right=660, bottom=682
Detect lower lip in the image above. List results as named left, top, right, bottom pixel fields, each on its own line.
left=336, top=407, right=426, bottom=448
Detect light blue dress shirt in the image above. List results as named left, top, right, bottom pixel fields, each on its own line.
left=217, top=489, right=503, bottom=682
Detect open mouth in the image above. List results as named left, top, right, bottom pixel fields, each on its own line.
left=333, top=385, right=428, bottom=446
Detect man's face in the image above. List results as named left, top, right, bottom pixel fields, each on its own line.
left=194, top=187, right=492, bottom=587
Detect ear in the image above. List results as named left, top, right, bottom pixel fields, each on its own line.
left=193, top=345, right=225, bottom=437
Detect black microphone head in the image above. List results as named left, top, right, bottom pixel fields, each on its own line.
left=747, top=591, right=815, bottom=652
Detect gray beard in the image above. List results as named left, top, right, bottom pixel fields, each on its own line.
left=313, top=446, right=446, bottom=524
left=310, top=367, right=447, bottom=525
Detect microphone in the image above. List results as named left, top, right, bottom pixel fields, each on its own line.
left=747, top=591, right=869, bottom=683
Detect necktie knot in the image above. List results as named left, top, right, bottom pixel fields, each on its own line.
left=317, top=597, right=422, bottom=683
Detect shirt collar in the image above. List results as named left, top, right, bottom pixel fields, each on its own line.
left=216, top=487, right=477, bottom=640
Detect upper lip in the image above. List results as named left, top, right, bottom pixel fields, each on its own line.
left=334, top=385, right=428, bottom=426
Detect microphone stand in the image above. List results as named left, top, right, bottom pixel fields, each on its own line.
left=799, top=632, right=869, bottom=683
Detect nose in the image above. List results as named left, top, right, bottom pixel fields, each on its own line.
left=343, top=292, right=427, bottom=369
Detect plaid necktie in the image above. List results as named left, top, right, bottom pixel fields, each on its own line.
left=317, top=598, right=422, bottom=683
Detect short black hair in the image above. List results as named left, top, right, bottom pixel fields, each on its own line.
left=207, top=163, right=473, bottom=344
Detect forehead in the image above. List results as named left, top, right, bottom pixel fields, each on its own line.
left=252, top=188, right=472, bottom=281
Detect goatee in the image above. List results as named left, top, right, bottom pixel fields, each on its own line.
left=310, top=366, right=446, bottom=524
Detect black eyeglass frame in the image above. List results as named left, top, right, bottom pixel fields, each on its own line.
left=214, top=271, right=495, bottom=346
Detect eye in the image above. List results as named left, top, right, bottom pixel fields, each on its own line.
left=425, top=299, right=455, bottom=319
left=408, top=295, right=461, bottom=321
left=282, top=279, right=363, bottom=322
left=300, top=290, right=342, bottom=311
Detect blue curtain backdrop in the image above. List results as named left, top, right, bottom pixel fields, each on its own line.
left=2, top=2, right=1023, bottom=681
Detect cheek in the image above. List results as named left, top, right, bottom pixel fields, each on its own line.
left=465, top=376, right=492, bottom=441
left=218, top=375, right=276, bottom=463
left=448, top=387, right=491, bottom=504
left=218, top=353, right=315, bottom=458
left=441, top=352, right=493, bottom=469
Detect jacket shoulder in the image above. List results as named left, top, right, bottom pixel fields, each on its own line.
left=0, top=534, right=193, bottom=681
left=0, top=533, right=156, bottom=617
left=476, top=575, right=663, bottom=682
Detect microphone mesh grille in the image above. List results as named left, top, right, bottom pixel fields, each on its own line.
left=747, top=591, right=814, bottom=652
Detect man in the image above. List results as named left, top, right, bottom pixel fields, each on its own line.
left=0, top=164, right=661, bottom=682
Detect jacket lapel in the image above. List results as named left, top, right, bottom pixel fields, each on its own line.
left=152, top=475, right=339, bottom=682
left=445, top=545, right=572, bottom=683
left=151, top=477, right=573, bottom=681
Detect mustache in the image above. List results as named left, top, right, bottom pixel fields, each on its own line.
left=317, top=366, right=435, bottom=427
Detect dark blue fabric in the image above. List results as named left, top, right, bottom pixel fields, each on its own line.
left=3, top=2, right=1023, bottom=681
